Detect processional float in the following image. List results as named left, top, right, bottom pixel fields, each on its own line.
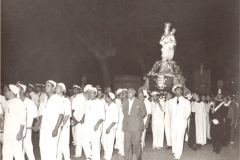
left=139, top=23, right=191, bottom=97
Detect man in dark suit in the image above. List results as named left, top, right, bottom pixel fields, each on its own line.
left=122, top=88, right=146, bottom=160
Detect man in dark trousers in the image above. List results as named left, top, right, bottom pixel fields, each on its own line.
left=122, top=88, right=146, bottom=160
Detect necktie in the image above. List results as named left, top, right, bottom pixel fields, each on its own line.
left=177, top=98, right=179, bottom=105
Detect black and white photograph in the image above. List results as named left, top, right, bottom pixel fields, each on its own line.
left=1, top=0, right=239, bottom=160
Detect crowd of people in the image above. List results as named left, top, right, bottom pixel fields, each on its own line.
left=0, top=80, right=239, bottom=160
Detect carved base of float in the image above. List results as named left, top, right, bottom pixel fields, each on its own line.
left=139, top=60, right=191, bottom=97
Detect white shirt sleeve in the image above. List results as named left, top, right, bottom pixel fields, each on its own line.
left=145, top=100, right=152, bottom=115
left=29, top=101, right=38, bottom=118
left=18, top=102, right=27, bottom=126
left=64, top=98, right=72, bottom=116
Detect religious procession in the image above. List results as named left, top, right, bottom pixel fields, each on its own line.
left=0, top=20, right=239, bottom=160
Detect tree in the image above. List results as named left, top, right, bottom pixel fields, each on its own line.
left=78, top=33, right=117, bottom=87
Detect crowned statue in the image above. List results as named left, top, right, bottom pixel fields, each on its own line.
left=159, top=23, right=176, bottom=61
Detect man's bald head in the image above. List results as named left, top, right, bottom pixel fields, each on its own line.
left=127, top=88, right=136, bottom=99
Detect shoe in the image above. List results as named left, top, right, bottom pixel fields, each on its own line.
left=166, top=146, right=172, bottom=150
left=152, top=146, right=157, bottom=149
left=175, top=156, right=180, bottom=159
left=156, top=147, right=161, bottom=150
left=215, top=151, right=220, bottom=154
left=230, top=142, right=234, bottom=144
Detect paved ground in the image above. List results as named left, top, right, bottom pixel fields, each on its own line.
left=32, top=129, right=239, bottom=160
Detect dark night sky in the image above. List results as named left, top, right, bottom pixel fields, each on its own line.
left=1, top=0, right=239, bottom=93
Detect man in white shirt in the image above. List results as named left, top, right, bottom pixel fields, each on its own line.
left=102, top=92, right=119, bottom=160
left=56, top=83, right=72, bottom=160
left=18, top=83, right=38, bottom=160
left=82, top=87, right=105, bottom=160
left=28, top=84, right=39, bottom=107
left=164, top=92, right=173, bottom=150
left=138, top=89, right=151, bottom=150
left=72, top=84, right=91, bottom=158
left=3, top=84, right=26, bottom=160
left=114, top=88, right=125, bottom=155
left=169, top=84, right=191, bottom=159
left=35, top=84, right=46, bottom=105
left=71, top=84, right=82, bottom=145
left=35, top=80, right=64, bottom=160
left=151, top=91, right=165, bottom=149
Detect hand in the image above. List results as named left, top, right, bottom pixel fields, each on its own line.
left=106, top=128, right=111, bottom=134
left=16, top=132, right=23, bottom=141
left=52, top=129, right=58, bottom=137
left=33, top=125, right=40, bottom=132
left=145, top=123, right=149, bottom=129
left=79, top=119, right=84, bottom=124
left=94, top=124, right=99, bottom=131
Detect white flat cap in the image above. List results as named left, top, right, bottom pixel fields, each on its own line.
left=73, top=85, right=81, bottom=89
left=29, top=84, right=35, bottom=88
left=57, top=83, right=66, bottom=93
left=151, top=91, right=160, bottom=96
left=88, top=86, right=97, bottom=93
left=84, top=84, right=92, bottom=93
left=116, top=88, right=123, bottom=95
left=18, top=84, right=26, bottom=93
left=185, top=93, right=193, bottom=100
left=108, top=92, right=116, bottom=100
left=172, top=84, right=182, bottom=92
left=9, top=84, right=20, bottom=98
left=46, top=80, right=57, bottom=87
left=122, top=88, right=128, bottom=92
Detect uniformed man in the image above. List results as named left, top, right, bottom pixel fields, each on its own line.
left=82, top=87, right=105, bottom=160
left=18, top=83, right=38, bottom=160
left=169, top=84, right=191, bottom=159
left=72, top=84, right=91, bottom=158
left=138, top=90, right=151, bottom=151
left=114, top=88, right=124, bottom=155
left=3, top=84, right=26, bottom=160
left=102, top=92, right=119, bottom=160
left=56, top=83, right=71, bottom=160
left=71, top=84, right=82, bottom=145
left=151, top=91, right=165, bottom=149
left=28, top=84, right=39, bottom=107
left=164, top=92, right=173, bottom=150
left=36, top=80, right=64, bottom=160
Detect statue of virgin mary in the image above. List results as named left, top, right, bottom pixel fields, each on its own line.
left=159, top=23, right=177, bottom=61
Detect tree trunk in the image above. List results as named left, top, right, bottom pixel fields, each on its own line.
left=99, top=59, right=111, bottom=88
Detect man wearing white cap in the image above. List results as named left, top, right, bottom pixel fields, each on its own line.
left=82, top=87, right=105, bottom=160
left=37, top=80, right=64, bottom=160
left=138, top=89, right=151, bottom=150
left=169, top=84, right=191, bottom=159
left=164, top=92, right=173, bottom=150
left=18, top=83, right=38, bottom=160
left=71, top=84, right=82, bottom=145
left=28, top=84, right=40, bottom=107
left=114, top=88, right=124, bottom=155
left=3, top=84, right=26, bottom=160
left=151, top=91, right=165, bottom=149
left=102, top=92, right=119, bottom=160
left=72, top=84, right=91, bottom=158
left=56, top=83, right=71, bottom=160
